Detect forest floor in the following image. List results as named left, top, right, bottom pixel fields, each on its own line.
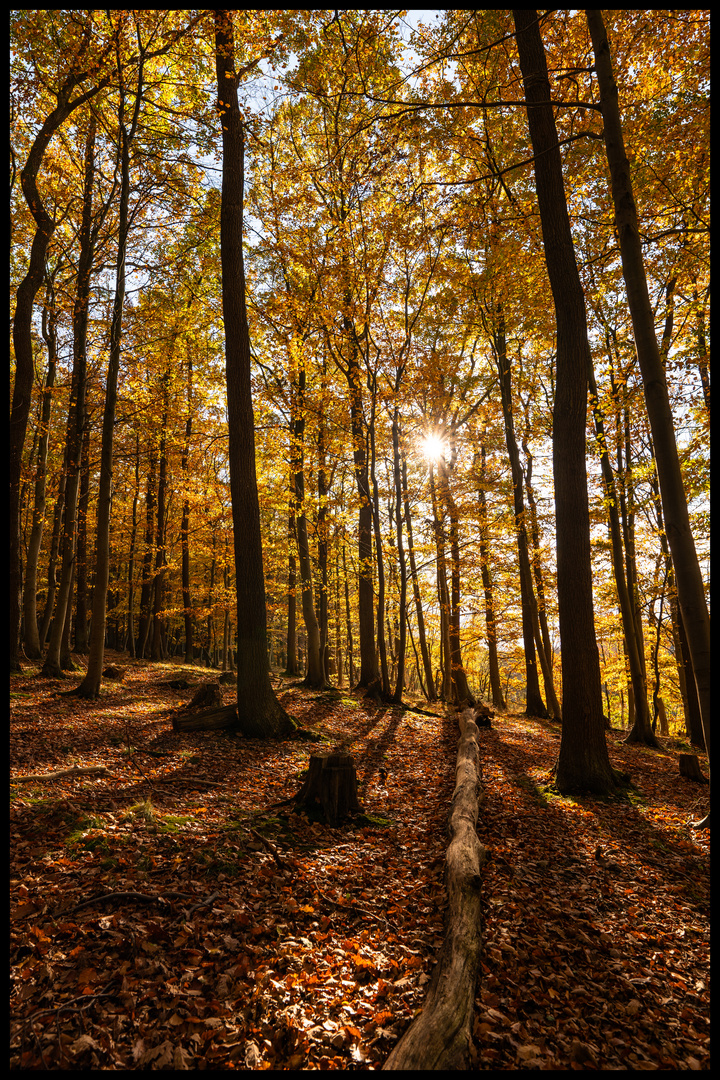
left=10, top=652, right=710, bottom=1070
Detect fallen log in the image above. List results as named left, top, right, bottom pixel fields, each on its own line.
left=171, top=705, right=238, bottom=733
left=383, top=707, right=488, bottom=1070
left=12, top=765, right=112, bottom=783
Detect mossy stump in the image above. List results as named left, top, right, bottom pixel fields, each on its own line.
left=295, top=753, right=361, bottom=826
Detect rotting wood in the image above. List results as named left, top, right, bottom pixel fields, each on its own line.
left=12, top=765, right=112, bottom=783
left=171, top=705, right=238, bottom=732
left=382, top=707, right=488, bottom=1070
left=293, top=752, right=361, bottom=826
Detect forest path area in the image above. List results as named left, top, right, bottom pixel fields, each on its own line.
left=11, top=654, right=710, bottom=1070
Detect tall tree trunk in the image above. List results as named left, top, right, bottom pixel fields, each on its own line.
left=429, top=467, right=453, bottom=702
left=493, top=311, right=547, bottom=717
left=214, top=10, right=292, bottom=736
left=290, top=342, right=324, bottom=688
left=316, top=382, right=331, bottom=684
left=513, top=9, right=618, bottom=794
left=342, top=533, right=356, bottom=686
left=391, top=410, right=408, bottom=703
left=127, top=435, right=140, bottom=659
left=41, top=116, right=97, bottom=678
left=11, top=27, right=114, bottom=669
left=369, top=403, right=390, bottom=698
left=475, top=444, right=505, bottom=711
left=520, top=427, right=562, bottom=718
left=436, top=455, right=475, bottom=707
left=136, top=449, right=157, bottom=658
left=39, top=470, right=66, bottom=649
left=401, top=451, right=436, bottom=700
left=73, top=418, right=92, bottom=652
left=346, top=342, right=377, bottom=687
left=587, top=10, right=710, bottom=781
left=181, top=349, right=195, bottom=663
left=588, top=361, right=657, bottom=746
left=284, top=496, right=299, bottom=676
left=151, top=379, right=169, bottom=662
left=23, top=282, right=58, bottom=659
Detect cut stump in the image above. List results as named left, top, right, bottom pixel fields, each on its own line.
left=679, top=753, right=708, bottom=784
left=294, top=753, right=361, bottom=826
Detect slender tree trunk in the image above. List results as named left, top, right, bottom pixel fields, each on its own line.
left=181, top=350, right=194, bottom=663
left=391, top=410, right=408, bottom=703
left=290, top=343, right=324, bottom=688
left=127, top=437, right=140, bottom=659
left=587, top=10, right=710, bottom=780
left=73, top=419, right=92, bottom=652
left=588, top=361, right=657, bottom=745
left=284, top=496, right=299, bottom=676
left=401, top=451, right=436, bottom=699
left=342, top=536, right=355, bottom=686
left=436, top=455, right=475, bottom=707
left=40, top=470, right=66, bottom=649
left=475, top=444, right=505, bottom=710
left=23, top=285, right=58, bottom=659
left=42, top=117, right=97, bottom=678
left=136, top=450, right=157, bottom=658
left=513, top=9, right=618, bottom=793
left=493, top=312, right=547, bottom=717
left=11, top=37, right=113, bottom=669
left=369, top=405, right=390, bottom=697
left=151, top=383, right=169, bottom=662
left=214, top=10, right=292, bottom=736
left=520, top=429, right=562, bottom=717
left=317, top=389, right=330, bottom=684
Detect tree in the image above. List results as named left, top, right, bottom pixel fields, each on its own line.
left=213, top=9, right=293, bottom=737
left=11, top=12, right=119, bottom=669
left=512, top=10, right=619, bottom=794
left=586, top=10, right=710, bottom=790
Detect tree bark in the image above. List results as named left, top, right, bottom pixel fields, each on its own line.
left=513, top=10, right=618, bottom=794
left=293, top=753, right=361, bottom=827
left=492, top=311, right=547, bottom=717
left=23, top=282, right=59, bottom=659
left=290, top=342, right=324, bottom=688
left=11, top=22, right=115, bottom=669
left=436, top=455, right=475, bottom=708
left=214, top=10, right=293, bottom=738
left=41, top=116, right=97, bottom=678
left=588, top=360, right=657, bottom=745
left=587, top=9, right=710, bottom=771
left=475, top=444, right=505, bottom=711
left=402, top=452, right=436, bottom=700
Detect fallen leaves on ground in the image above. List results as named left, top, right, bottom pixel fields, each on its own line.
left=10, top=654, right=455, bottom=1070
left=10, top=656, right=710, bottom=1069
left=473, top=715, right=710, bottom=1071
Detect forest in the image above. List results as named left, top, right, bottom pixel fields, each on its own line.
left=10, top=10, right=709, bottom=1070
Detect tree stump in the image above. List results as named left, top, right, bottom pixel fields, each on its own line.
left=294, top=753, right=361, bottom=826
left=184, top=681, right=222, bottom=710
left=679, top=753, right=708, bottom=784
left=103, top=665, right=126, bottom=681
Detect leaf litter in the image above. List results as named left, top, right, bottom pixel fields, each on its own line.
left=10, top=654, right=710, bottom=1069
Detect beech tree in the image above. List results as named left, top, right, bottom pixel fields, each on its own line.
left=213, top=9, right=294, bottom=737
left=513, top=9, right=619, bottom=794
